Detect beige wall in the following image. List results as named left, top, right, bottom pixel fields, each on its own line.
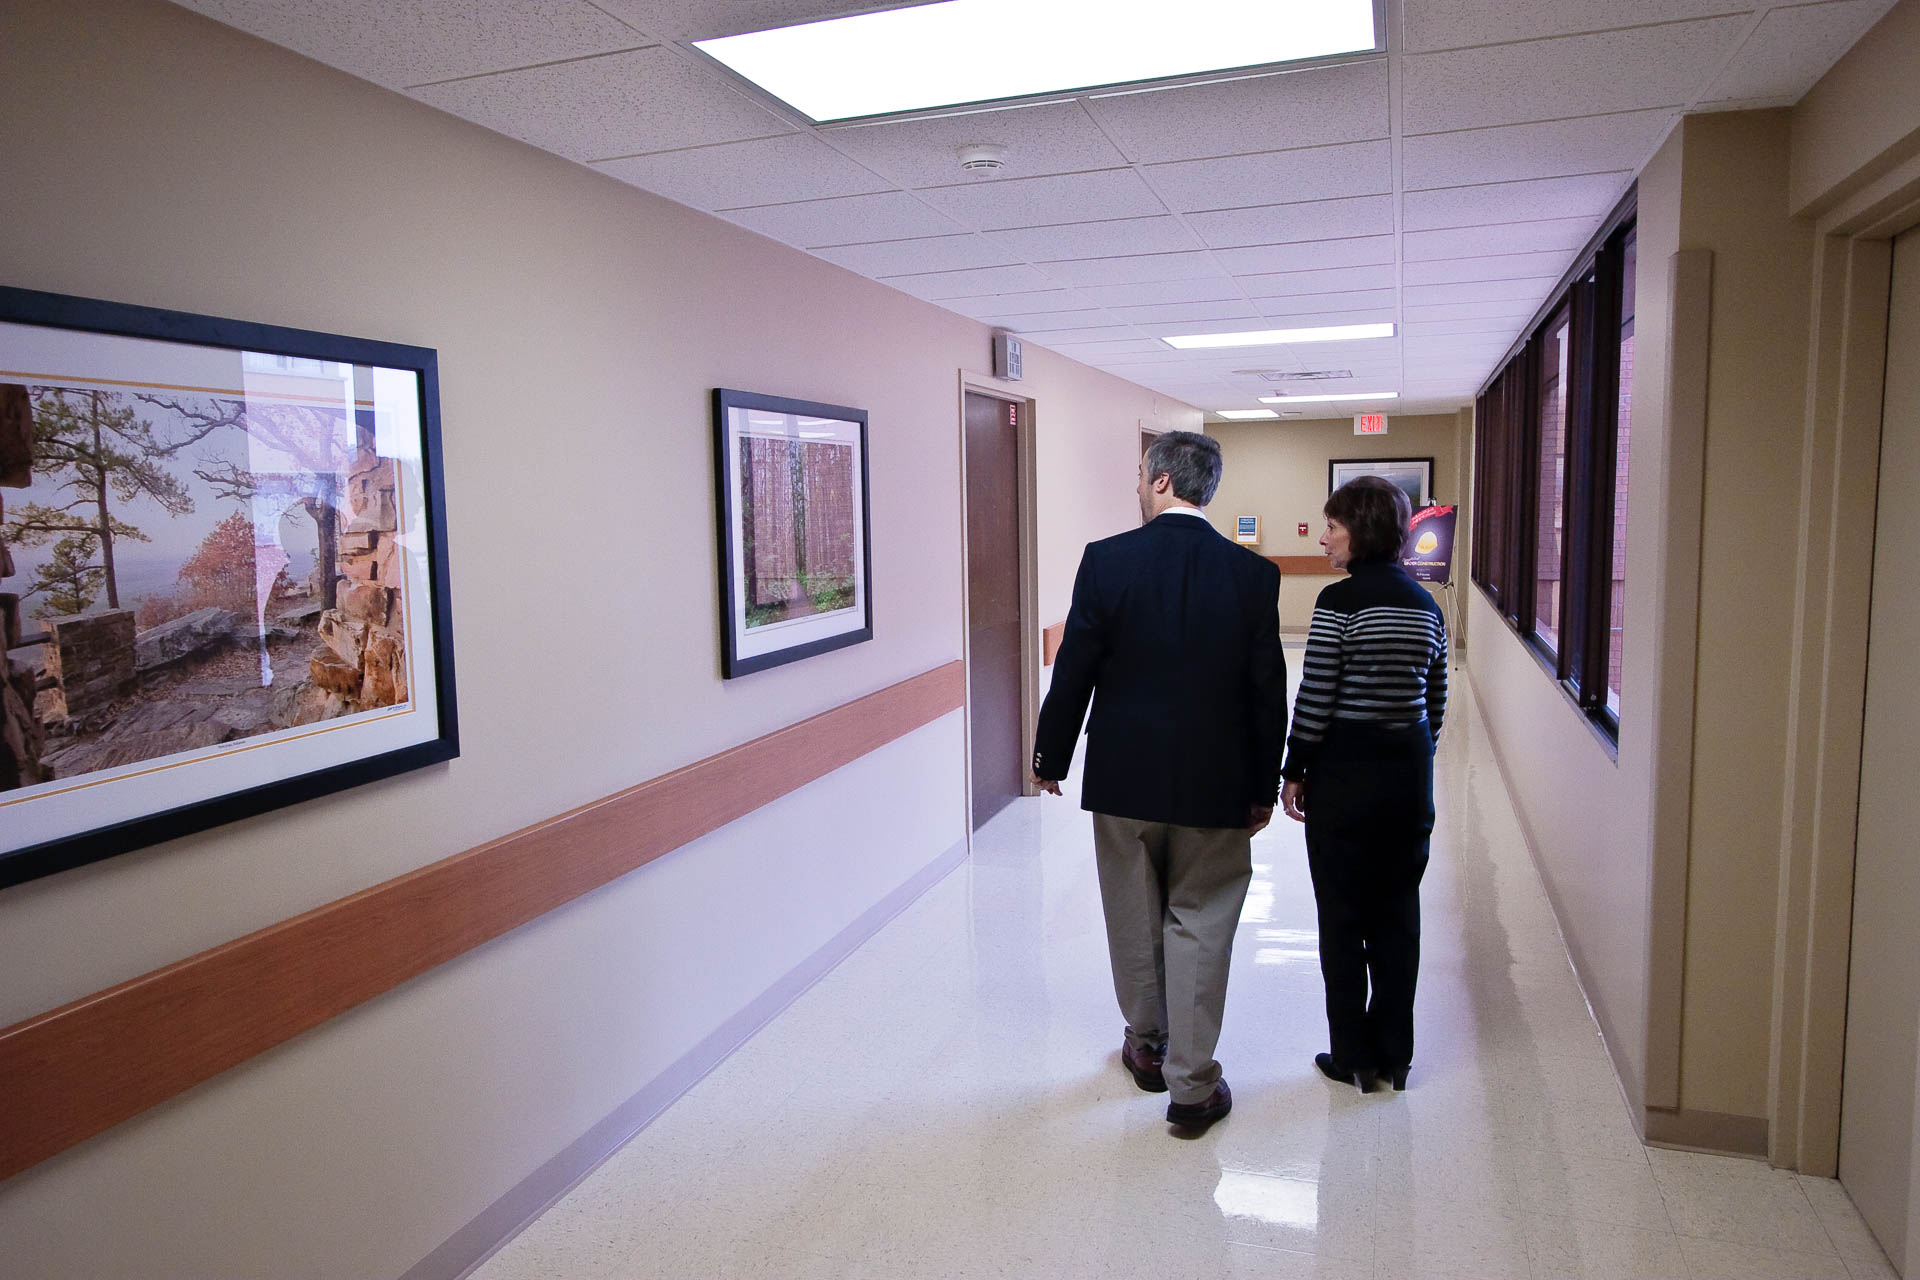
left=1790, top=0, right=1920, bottom=217
left=1673, top=110, right=1815, bottom=1120
left=1208, top=412, right=1464, bottom=629
left=1467, top=104, right=1842, bottom=1148
left=0, top=2, right=1183, bottom=1275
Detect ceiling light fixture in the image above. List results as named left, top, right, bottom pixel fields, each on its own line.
left=1259, top=391, right=1399, bottom=403
left=1163, top=322, right=1393, bottom=350
left=693, top=0, right=1378, bottom=124
left=1214, top=409, right=1279, bottom=419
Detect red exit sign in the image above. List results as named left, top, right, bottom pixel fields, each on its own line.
left=1354, top=413, right=1389, bottom=436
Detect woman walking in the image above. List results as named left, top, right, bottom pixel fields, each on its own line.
left=1281, top=476, right=1448, bottom=1092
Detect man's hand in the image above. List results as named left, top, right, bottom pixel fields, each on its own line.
left=1248, top=804, right=1275, bottom=835
left=1281, top=780, right=1307, bottom=823
left=1031, top=773, right=1062, bottom=796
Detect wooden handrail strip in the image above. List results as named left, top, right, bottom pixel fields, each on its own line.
left=1270, top=556, right=1339, bottom=575
left=0, top=660, right=965, bottom=1183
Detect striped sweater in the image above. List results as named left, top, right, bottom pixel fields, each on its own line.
left=1282, top=559, right=1448, bottom=781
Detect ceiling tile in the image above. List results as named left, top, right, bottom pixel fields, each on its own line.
left=1702, top=0, right=1897, bottom=104
left=1403, top=109, right=1677, bottom=188
left=1236, top=264, right=1400, bottom=297
left=723, top=191, right=962, bottom=247
left=1008, top=324, right=1142, bottom=343
left=981, top=216, right=1203, bottom=261
left=882, top=263, right=1059, bottom=299
left=1405, top=300, right=1539, bottom=320
left=1136, top=311, right=1394, bottom=338
left=595, top=133, right=891, bottom=209
left=1402, top=18, right=1751, bottom=134
left=1403, top=0, right=1759, bottom=54
left=1107, top=300, right=1261, bottom=325
left=918, top=169, right=1168, bottom=231
left=940, top=290, right=1091, bottom=318
left=1038, top=251, right=1225, bottom=287
left=1188, top=195, right=1396, bottom=250
left=814, top=234, right=1018, bottom=276
left=1084, top=61, right=1390, bottom=164
left=175, top=0, right=649, bottom=88
left=1404, top=219, right=1596, bottom=261
left=1034, top=337, right=1177, bottom=356
left=823, top=100, right=1129, bottom=188
left=1146, top=140, right=1394, bottom=212
left=1405, top=279, right=1555, bottom=306
left=1402, top=252, right=1578, bottom=285
left=1075, top=278, right=1247, bottom=307
left=1405, top=317, right=1531, bottom=336
left=409, top=47, right=791, bottom=162
left=1257, top=289, right=1399, bottom=316
left=1213, top=235, right=1396, bottom=275
left=971, top=307, right=1113, bottom=329
left=1403, top=173, right=1632, bottom=231
left=590, top=0, right=932, bottom=41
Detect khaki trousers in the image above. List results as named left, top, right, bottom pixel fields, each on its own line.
left=1091, top=813, right=1253, bottom=1104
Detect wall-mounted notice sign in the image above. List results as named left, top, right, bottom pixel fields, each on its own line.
left=1404, top=505, right=1458, bottom=583
left=1234, top=515, right=1261, bottom=545
left=1355, top=413, right=1389, bottom=436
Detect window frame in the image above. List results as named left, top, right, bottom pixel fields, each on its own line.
left=1470, top=187, right=1637, bottom=744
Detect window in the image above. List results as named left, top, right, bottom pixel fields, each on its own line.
left=1471, top=190, right=1636, bottom=742
left=1606, top=233, right=1635, bottom=717
left=1534, top=312, right=1570, bottom=656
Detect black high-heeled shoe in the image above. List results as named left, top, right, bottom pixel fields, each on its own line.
left=1385, top=1066, right=1410, bottom=1091
left=1314, top=1053, right=1379, bottom=1091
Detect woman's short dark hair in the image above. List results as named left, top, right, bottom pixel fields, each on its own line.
left=1325, top=475, right=1412, bottom=563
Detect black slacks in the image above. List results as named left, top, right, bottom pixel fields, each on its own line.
left=1303, top=721, right=1435, bottom=1073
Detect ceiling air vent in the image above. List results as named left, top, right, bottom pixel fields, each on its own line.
left=1229, top=369, right=1354, bottom=382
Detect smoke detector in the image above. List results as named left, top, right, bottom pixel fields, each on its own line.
left=956, top=142, right=1007, bottom=174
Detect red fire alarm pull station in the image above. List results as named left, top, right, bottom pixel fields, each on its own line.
left=1298, top=522, right=1309, bottom=536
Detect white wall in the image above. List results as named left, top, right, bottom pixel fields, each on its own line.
left=0, top=1, right=1187, bottom=1274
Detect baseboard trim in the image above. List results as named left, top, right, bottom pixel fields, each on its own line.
left=399, top=835, right=971, bottom=1280
left=1644, top=1106, right=1770, bottom=1158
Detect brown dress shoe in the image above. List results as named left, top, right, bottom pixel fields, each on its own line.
left=1166, top=1079, right=1232, bottom=1131
left=1122, top=1039, right=1168, bottom=1093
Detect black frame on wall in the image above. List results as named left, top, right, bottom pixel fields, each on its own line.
left=0, top=285, right=459, bottom=889
left=1472, top=187, right=1637, bottom=742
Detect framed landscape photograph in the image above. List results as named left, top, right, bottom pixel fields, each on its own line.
left=712, top=387, right=872, bottom=678
left=0, top=286, right=457, bottom=889
left=1329, top=456, right=1434, bottom=508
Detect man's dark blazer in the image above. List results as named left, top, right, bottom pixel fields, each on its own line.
left=1032, top=510, right=1288, bottom=830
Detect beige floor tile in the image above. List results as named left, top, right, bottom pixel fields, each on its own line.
left=1525, top=1214, right=1689, bottom=1280
left=1678, top=1234, right=1850, bottom=1279
left=474, top=680, right=1862, bottom=1280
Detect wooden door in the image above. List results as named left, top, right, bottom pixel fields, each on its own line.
left=964, top=392, right=1023, bottom=830
left=1840, top=227, right=1920, bottom=1263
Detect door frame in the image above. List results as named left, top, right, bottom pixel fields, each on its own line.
left=956, top=372, right=1040, bottom=836
left=1769, top=164, right=1920, bottom=1181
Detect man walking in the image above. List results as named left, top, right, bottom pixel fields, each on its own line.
left=1031, top=431, right=1287, bottom=1132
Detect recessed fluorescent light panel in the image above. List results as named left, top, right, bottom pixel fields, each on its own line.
left=1215, top=409, right=1279, bottom=419
left=693, top=0, right=1379, bottom=123
left=1259, top=392, right=1399, bottom=403
left=1162, top=323, right=1394, bottom=350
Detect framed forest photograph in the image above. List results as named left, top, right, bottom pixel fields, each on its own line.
left=712, top=387, right=872, bottom=678
left=0, top=286, right=458, bottom=888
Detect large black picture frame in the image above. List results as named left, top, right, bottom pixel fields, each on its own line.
left=0, top=286, right=458, bottom=889
left=712, top=387, right=873, bottom=678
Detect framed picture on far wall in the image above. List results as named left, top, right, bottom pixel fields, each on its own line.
left=712, top=387, right=872, bottom=679
left=1329, top=456, right=1435, bottom=509
left=0, top=285, right=458, bottom=890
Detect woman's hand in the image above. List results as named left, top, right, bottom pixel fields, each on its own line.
left=1281, top=779, right=1308, bottom=823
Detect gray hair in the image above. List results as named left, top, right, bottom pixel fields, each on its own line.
left=1144, top=431, right=1224, bottom=506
